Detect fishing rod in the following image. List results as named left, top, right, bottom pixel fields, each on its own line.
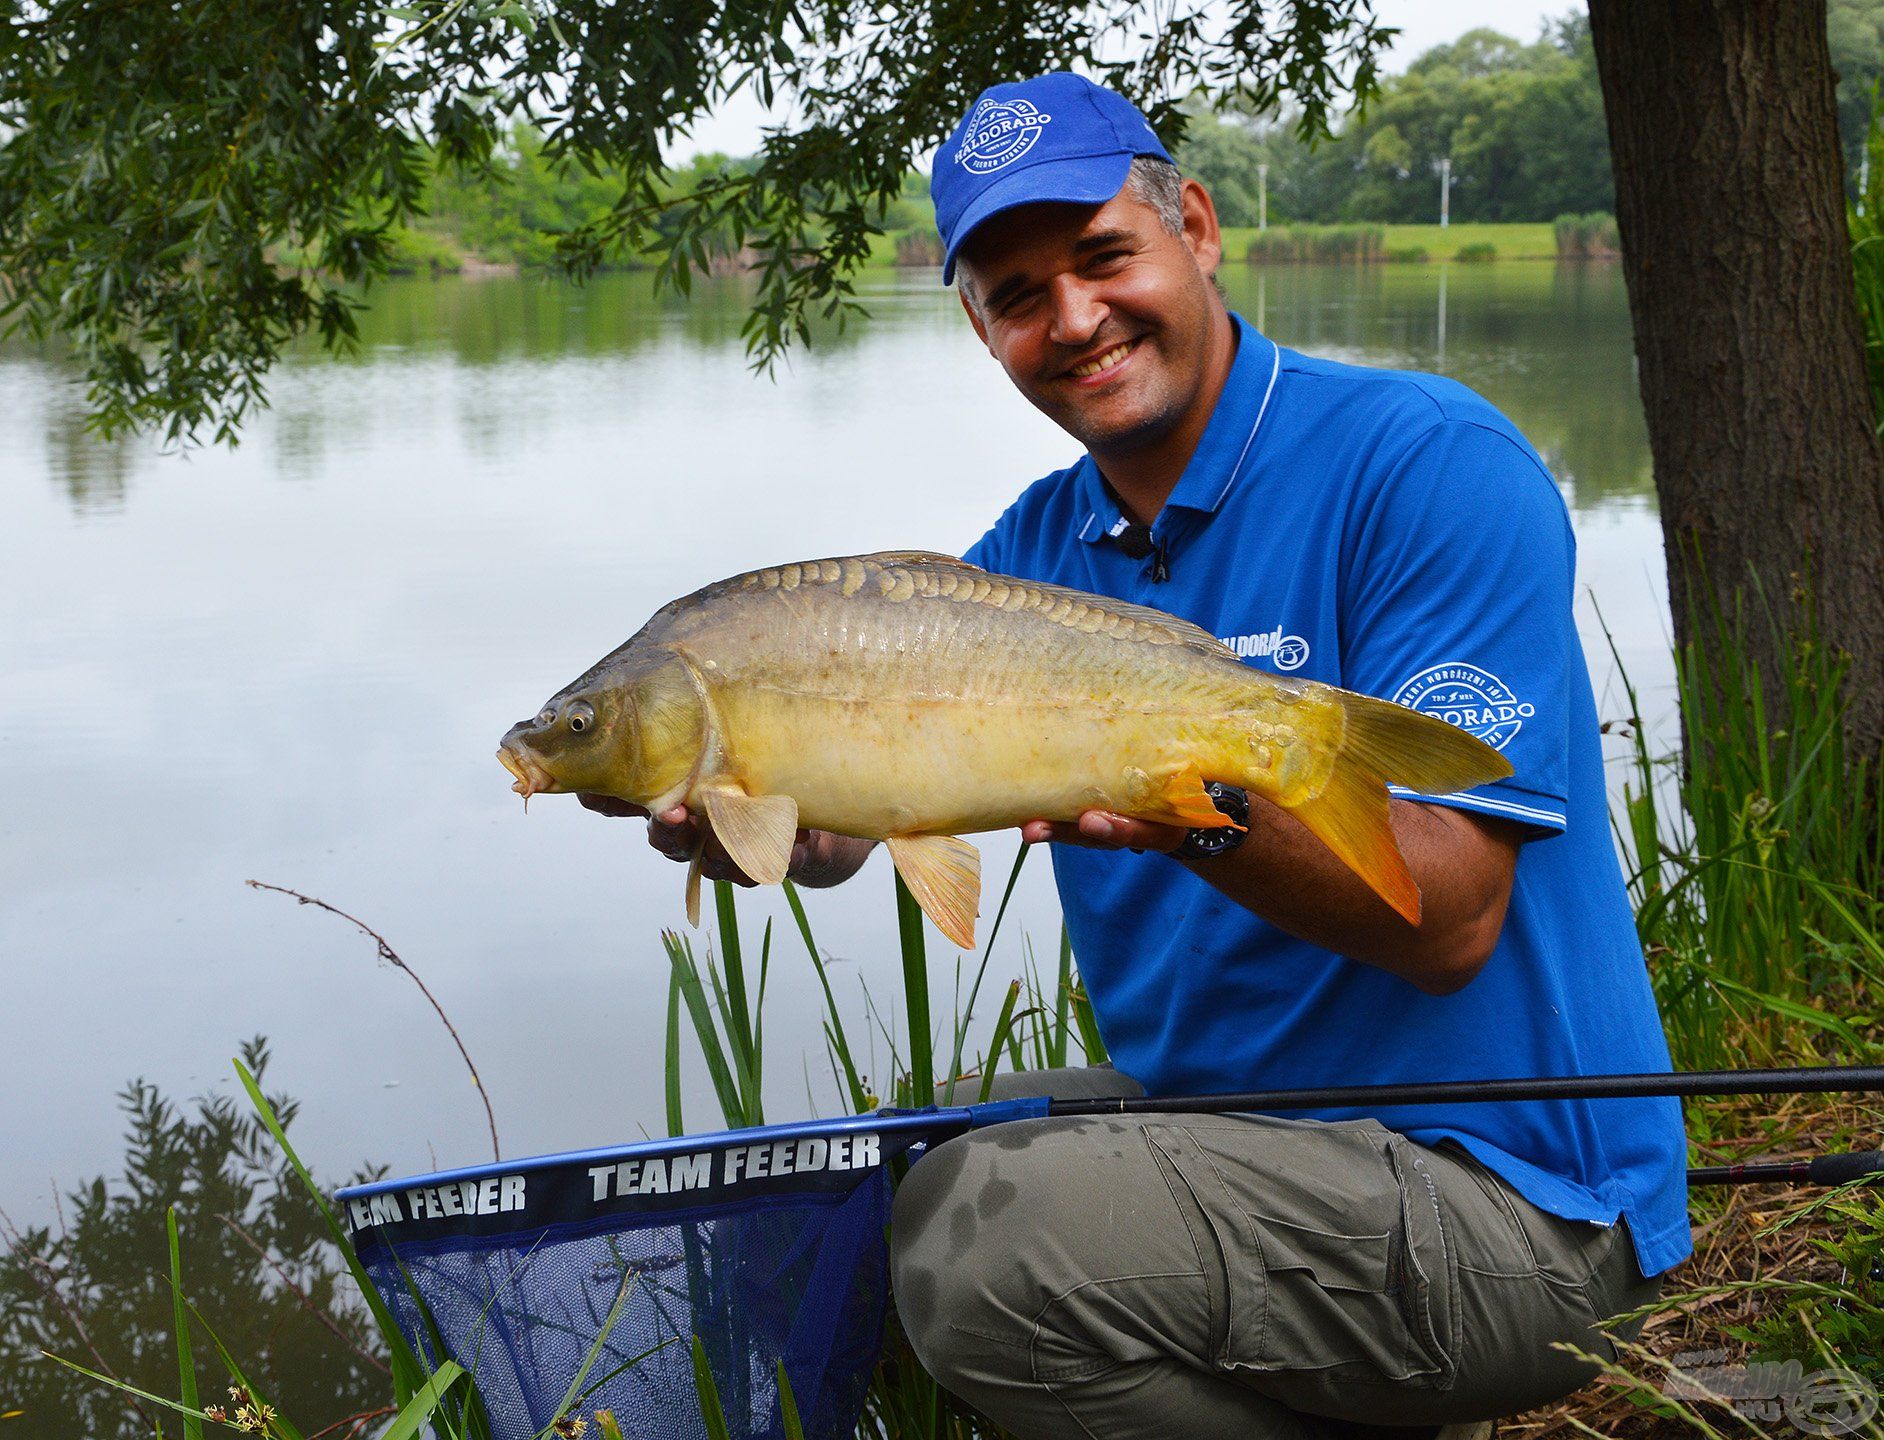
left=1037, top=1064, right=1884, bottom=1189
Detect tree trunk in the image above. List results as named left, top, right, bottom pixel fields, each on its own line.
left=1587, top=0, right=1884, bottom=761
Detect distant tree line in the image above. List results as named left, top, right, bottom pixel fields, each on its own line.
left=1176, top=5, right=1884, bottom=228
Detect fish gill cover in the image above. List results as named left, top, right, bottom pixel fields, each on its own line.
left=335, top=1107, right=1049, bottom=1439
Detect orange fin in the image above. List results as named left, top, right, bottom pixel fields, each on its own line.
left=701, top=785, right=799, bottom=885
left=684, top=834, right=706, bottom=927
left=1133, top=765, right=1240, bottom=829
left=1288, top=773, right=1422, bottom=925
left=884, top=834, right=981, bottom=950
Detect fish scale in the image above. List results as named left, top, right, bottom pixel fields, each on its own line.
left=498, top=552, right=1515, bottom=946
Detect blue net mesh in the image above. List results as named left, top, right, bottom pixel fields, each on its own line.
left=339, top=1117, right=922, bottom=1440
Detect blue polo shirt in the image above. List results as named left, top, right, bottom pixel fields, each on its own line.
left=963, top=313, right=1691, bottom=1279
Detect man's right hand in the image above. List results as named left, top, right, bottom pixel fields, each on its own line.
left=577, top=794, right=876, bottom=889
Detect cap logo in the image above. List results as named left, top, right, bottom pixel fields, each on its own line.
left=956, top=97, right=1053, bottom=174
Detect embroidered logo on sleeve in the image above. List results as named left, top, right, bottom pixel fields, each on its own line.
left=956, top=98, right=1053, bottom=173
left=1392, top=663, right=1534, bottom=750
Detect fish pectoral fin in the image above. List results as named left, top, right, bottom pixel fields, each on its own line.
left=701, top=786, right=800, bottom=885
left=685, top=834, right=706, bottom=927
left=884, top=834, right=981, bottom=950
left=1134, top=766, right=1239, bottom=829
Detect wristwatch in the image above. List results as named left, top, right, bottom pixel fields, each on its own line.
left=1173, top=782, right=1249, bottom=860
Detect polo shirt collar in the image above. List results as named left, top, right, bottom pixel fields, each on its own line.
left=1075, top=313, right=1281, bottom=544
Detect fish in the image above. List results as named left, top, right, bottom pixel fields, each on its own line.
left=497, top=551, right=1513, bottom=948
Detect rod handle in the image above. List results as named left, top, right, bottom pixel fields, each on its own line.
left=1807, top=1150, right=1884, bottom=1185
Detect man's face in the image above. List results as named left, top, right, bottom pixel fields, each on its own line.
left=956, top=180, right=1225, bottom=456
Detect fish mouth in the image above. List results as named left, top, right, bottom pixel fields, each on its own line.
left=497, top=744, right=558, bottom=800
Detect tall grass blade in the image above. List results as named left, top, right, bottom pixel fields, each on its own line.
left=39, top=1355, right=222, bottom=1430
left=662, top=931, right=747, bottom=1127
left=165, top=1208, right=203, bottom=1440
left=378, top=1362, right=469, bottom=1440
left=231, top=1057, right=430, bottom=1399
left=893, top=873, right=935, bottom=1107
left=943, top=842, right=1032, bottom=1104
left=775, top=1360, right=806, bottom=1440
left=782, top=880, right=868, bottom=1115
left=538, top=1270, right=640, bottom=1436
left=665, top=967, right=685, bottom=1138
left=691, top=1337, right=733, bottom=1440
left=977, top=981, right=1023, bottom=1103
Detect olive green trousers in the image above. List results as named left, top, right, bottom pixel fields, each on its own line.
left=889, top=1067, right=1663, bottom=1440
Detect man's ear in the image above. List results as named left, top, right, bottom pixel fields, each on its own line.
left=1180, top=178, right=1223, bottom=280
left=958, top=284, right=991, bottom=348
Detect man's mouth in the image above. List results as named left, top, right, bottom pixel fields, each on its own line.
left=1064, top=337, right=1142, bottom=383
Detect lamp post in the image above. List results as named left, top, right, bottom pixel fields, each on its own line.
left=1258, top=161, right=1269, bottom=231
left=1439, top=155, right=1452, bottom=229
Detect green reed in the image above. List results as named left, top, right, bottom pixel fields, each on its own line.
left=1608, top=581, right=1883, bottom=1073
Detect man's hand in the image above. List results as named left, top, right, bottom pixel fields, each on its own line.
left=1022, top=799, right=1521, bottom=996
left=577, top=794, right=875, bottom=888
left=1017, top=812, right=1190, bottom=852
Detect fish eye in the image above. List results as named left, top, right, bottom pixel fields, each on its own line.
left=567, top=701, right=595, bottom=734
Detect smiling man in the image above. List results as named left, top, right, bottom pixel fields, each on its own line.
left=876, top=72, right=1692, bottom=1440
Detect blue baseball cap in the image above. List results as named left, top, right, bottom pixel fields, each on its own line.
left=931, top=72, right=1174, bottom=285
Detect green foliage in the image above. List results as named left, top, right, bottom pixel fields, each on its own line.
left=1245, top=223, right=1384, bottom=263
left=1831, top=0, right=1884, bottom=196
left=1186, top=15, right=1616, bottom=231
left=0, top=0, right=1395, bottom=444
left=1850, top=89, right=1884, bottom=433
left=0, top=1040, right=384, bottom=1439
left=1552, top=210, right=1619, bottom=258
left=1610, top=585, right=1884, bottom=1074
left=1385, top=245, right=1428, bottom=262
left=1452, top=240, right=1496, bottom=262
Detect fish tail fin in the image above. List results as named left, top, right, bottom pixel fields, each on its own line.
left=1285, top=693, right=1513, bottom=926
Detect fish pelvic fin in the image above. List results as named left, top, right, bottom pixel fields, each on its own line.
left=1287, top=692, right=1515, bottom=926
left=884, top=834, right=981, bottom=950
left=685, top=834, right=706, bottom=927
left=701, top=785, right=800, bottom=886
left=1135, top=765, right=1241, bottom=829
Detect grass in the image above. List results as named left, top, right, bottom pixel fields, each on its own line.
left=1223, top=220, right=1557, bottom=262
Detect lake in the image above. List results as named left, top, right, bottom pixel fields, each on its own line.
left=0, top=260, right=1669, bottom=1220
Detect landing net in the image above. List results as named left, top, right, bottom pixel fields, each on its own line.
left=336, top=1103, right=1044, bottom=1440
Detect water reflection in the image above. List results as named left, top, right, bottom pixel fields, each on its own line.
left=0, top=263, right=1670, bottom=1237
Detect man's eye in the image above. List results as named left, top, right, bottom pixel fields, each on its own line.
left=1088, top=249, right=1131, bottom=269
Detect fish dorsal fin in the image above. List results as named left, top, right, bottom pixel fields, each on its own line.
left=701, top=785, right=800, bottom=885
left=863, top=554, right=1237, bottom=661
left=858, top=550, right=987, bottom=571
left=884, top=834, right=981, bottom=950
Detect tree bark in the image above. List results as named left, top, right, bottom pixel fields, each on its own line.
left=1587, top=0, right=1884, bottom=761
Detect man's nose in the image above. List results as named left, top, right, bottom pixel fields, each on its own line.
left=1045, top=276, right=1107, bottom=348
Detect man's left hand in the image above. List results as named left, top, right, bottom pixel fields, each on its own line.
left=1018, top=812, right=1191, bottom=852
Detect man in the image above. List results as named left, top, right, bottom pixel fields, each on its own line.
left=588, top=71, right=1689, bottom=1440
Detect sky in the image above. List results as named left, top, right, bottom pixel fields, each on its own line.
left=670, top=0, right=1585, bottom=160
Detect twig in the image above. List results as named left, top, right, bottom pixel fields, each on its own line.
left=0, top=1207, right=157, bottom=1431
left=306, top=1405, right=397, bottom=1440
left=214, top=1212, right=390, bottom=1376
left=245, top=880, right=501, bottom=1162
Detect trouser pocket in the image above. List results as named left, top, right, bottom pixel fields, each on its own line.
left=1146, top=1116, right=1459, bottom=1391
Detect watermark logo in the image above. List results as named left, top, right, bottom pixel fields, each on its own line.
left=1220, top=625, right=1310, bottom=672
left=1392, top=662, right=1534, bottom=750
left=1663, top=1349, right=1879, bottom=1435
left=956, top=98, right=1052, bottom=174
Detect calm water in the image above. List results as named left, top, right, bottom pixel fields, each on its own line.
left=0, top=261, right=1668, bottom=1222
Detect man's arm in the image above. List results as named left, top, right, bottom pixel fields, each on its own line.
left=1019, top=798, right=1523, bottom=996
left=577, top=795, right=877, bottom=889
